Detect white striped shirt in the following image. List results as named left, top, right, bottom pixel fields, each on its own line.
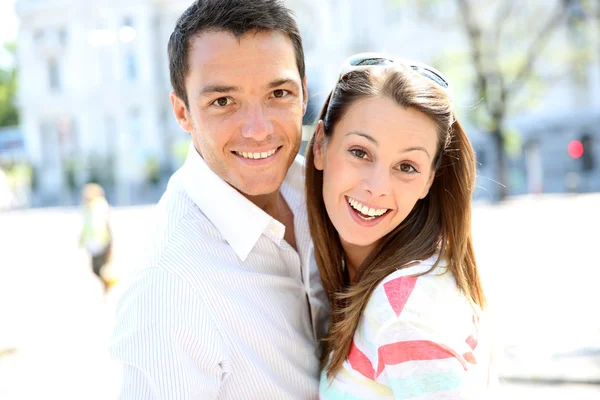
left=109, top=144, right=329, bottom=399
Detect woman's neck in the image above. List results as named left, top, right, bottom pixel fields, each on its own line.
left=341, top=240, right=377, bottom=283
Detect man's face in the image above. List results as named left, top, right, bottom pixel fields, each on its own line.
left=171, top=30, right=307, bottom=197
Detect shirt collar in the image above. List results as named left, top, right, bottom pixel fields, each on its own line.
left=180, top=143, right=306, bottom=262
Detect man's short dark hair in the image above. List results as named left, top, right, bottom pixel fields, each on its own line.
left=168, top=0, right=306, bottom=107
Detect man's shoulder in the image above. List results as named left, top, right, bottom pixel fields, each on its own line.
left=150, top=205, right=227, bottom=267
left=155, top=169, right=219, bottom=235
left=145, top=173, right=228, bottom=270
left=158, top=169, right=196, bottom=217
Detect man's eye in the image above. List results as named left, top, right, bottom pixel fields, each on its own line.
left=350, top=149, right=368, bottom=159
left=212, top=97, right=232, bottom=107
left=272, top=89, right=289, bottom=98
left=399, top=163, right=418, bottom=173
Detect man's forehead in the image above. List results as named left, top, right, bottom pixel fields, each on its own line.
left=189, top=29, right=296, bottom=63
left=186, top=30, right=301, bottom=91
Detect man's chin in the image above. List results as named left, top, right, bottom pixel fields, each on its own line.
left=230, top=177, right=286, bottom=198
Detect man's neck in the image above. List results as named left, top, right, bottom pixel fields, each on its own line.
left=244, top=190, right=297, bottom=250
left=244, top=191, right=282, bottom=220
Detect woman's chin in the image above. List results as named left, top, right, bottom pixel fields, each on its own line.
left=339, top=233, right=382, bottom=250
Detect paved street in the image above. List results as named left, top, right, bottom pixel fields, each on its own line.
left=0, top=193, right=599, bottom=399
left=472, top=194, right=600, bottom=385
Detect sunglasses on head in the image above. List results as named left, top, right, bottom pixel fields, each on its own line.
left=338, top=52, right=449, bottom=89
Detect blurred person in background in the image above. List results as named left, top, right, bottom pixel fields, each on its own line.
left=109, top=0, right=328, bottom=399
left=306, top=54, right=497, bottom=398
left=79, top=182, right=114, bottom=292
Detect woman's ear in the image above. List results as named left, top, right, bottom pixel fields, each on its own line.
left=313, top=120, right=326, bottom=171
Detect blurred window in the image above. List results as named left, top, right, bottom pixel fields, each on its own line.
left=125, top=51, right=137, bottom=81
left=127, top=109, right=142, bottom=143
left=48, top=59, right=61, bottom=91
left=40, top=122, right=59, bottom=168
left=122, top=16, right=134, bottom=28
left=525, top=140, right=543, bottom=193
left=581, top=134, right=594, bottom=171
left=58, top=28, right=68, bottom=46
left=33, top=29, right=44, bottom=43
left=104, top=116, right=117, bottom=155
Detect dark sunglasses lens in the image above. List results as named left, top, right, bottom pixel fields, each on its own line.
left=351, top=57, right=394, bottom=67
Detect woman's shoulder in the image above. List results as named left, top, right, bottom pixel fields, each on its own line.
left=379, top=253, right=447, bottom=285
left=361, top=254, right=468, bottom=329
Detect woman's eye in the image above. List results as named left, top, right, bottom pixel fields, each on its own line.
left=399, top=163, right=418, bottom=173
left=212, top=97, right=232, bottom=107
left=272, top=89, right=289, bottom=98
left=350, top=149, right=368, bottom=159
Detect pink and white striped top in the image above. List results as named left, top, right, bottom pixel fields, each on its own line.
left=320, top=256, right=497, bottom=399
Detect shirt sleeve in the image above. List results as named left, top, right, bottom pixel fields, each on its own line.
left=109, top=267, right=229, bottom=399
left=373, top=281, right=485, bottom=399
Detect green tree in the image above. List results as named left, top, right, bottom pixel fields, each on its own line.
left=387, top=0, right=597, bottom=200
left=454, top=0, right=574, bottom=200
left=0, top=41, right=18, bottom=127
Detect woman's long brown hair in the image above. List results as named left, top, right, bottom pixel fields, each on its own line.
left=305, top=65, right=486, bottom=378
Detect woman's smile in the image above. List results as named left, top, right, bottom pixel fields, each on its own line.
left=345, top=195, right=392, bottom=226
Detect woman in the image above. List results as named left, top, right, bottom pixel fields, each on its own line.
left=306, top=54, right=496, bottom=398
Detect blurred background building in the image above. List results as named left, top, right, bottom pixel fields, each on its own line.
left=2, top=0, right=598, bottom=208
left=11, top=0, right=345, bottom=207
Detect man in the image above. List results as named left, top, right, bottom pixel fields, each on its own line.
left=109, top=0, right=328, bottom=399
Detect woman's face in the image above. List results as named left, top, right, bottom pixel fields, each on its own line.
left=313, top=96, right=438, bottom=253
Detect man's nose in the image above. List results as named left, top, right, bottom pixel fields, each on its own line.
left=241, top=102, right=273, bottom=141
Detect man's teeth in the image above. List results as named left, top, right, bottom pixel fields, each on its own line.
left=347, top=197, right=388, bottom=217
left=236, top=149, right=277, bottom=159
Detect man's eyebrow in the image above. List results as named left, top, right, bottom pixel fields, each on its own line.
left=198, top=84, right=240, bottom=97
left=197, top=79, right=300, bottom=99
left=267, top=78, right=301, bottom=91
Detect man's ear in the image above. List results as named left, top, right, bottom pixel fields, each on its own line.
left=302, top=76, right=308, bottom=116
left=313, top=120, right=326, bottom=171
left=170, top=91, right=193, bottom=133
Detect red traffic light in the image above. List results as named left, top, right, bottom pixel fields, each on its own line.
left=568, top=140, right=584, bottom=159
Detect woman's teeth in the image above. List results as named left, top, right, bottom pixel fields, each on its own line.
left=347, top=197, right=389, bottom=219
